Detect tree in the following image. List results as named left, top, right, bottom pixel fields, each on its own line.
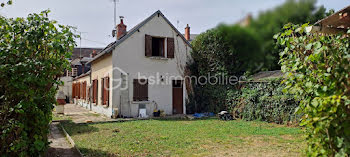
left=188, top=25, right=262, bottom=113
left=249, top=0, right=327, bottom=70
left=0, top=10, right=76, bottom=156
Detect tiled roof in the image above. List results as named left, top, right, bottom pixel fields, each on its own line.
left=72, top=48, right=103, bottom=60
left=87, top=10, right=192, bottom=64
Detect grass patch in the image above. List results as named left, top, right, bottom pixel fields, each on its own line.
left=61, top=118, right=305, bottom=156
left=52, top=113, right=71, bottom=121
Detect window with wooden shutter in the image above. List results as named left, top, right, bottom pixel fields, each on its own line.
left=83, top=81, right=87, bottom=99
left=76, top=83, right=79, bottom=99
left=77, top=82, right=81, bottom=99
left=87, top=87, right=90, bottom=101
left=133, top=79, right=148, bottom=101
left=145, top=34, right=152, bottom=57
left=106, top=77, right=110, bottom=106
left=167, top=38, right=175, bottom=58
left=101, top=77, right=110, bottom=106
left=101, top=78, right=106, bottom=105
left=93, top=79, right=98, bottom=104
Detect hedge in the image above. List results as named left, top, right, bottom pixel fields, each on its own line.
left=227, top=78, right=300, bottom=124
left=0, top=10, right=76, bottom=156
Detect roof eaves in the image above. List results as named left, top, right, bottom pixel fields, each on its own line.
left=315, top=5, right=350, bottom=26
left=87, top=10, right=192, bottom=64
left=73, top=71, right=91, bottom=81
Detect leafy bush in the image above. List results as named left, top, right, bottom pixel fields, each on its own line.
left=227, top=78, right=300, bottom=124
left=0, top=11, right=76, bottom=156
left=187, top=25, right=262, bottom=113
left=276, top=23, right=350, bottom=156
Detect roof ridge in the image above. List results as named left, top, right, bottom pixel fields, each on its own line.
left=87, top=10, right=191, bottom=64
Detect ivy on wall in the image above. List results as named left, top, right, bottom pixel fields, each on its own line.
left=227, top=78, right=300, bottom=124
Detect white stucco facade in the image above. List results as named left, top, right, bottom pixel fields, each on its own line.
left=81, top=11, right=192, bottom=118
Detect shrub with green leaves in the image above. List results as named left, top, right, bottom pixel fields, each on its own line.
left=0, top=11, right=76, bottom=156
left=227, top=78, right=300, bottom=124
left=187, top=25, right=262, bottom=113
left=276, top=23, right=350, bottom=156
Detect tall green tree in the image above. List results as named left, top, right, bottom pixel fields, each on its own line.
left=249, top=0, right=327, bottom=70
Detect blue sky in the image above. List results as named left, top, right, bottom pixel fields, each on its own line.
left=0, top=0, right=348, bottom=47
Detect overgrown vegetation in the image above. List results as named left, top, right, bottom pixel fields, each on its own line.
left=276, top=23, right=350, bottom=156
left=227, top=78, right=300, bottom=124
left=187, top=25, right=262, bottom=113
left=0, top=11, right=76, bottom=156
left=188, top=0, right=328, bottom=114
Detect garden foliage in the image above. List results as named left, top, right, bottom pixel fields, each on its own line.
left=227, top=78, right=300, bottom=124
left=249, top=0, right=327, bottom=70
left=276, top=23, right=350, bottom=156
left=187, top=25, right=262, bottom=113
left=0, top=11, right=76, bottom=156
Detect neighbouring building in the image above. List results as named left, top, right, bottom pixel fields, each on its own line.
left=58, top=48, right=102, bottom=102
left=307, top=5, right=350, bottom=34
left=73, top=10, right=193, bottom=118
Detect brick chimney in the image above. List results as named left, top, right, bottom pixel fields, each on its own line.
left=91, top=50, right=97, bottom=58
left=117, top=17, right=127, bottom=40
left=185, top=24, right=190, bottom=41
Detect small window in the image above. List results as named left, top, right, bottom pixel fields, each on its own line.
left=152, top=37, right=165, bottom=57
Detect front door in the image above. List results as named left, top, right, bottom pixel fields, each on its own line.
left=172, top=80, right=183, bottom=114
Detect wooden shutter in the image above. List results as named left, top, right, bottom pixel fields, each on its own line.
left=106, top=77, right=109, bottom=106
left=87, top=87, right=90, bottom=101
left=141, top=80, right=148, bottom=101
left=167, top=38, right=174, bottom=58
left=133, top=79, right=148, bottom=101
left=145, top=34, right=152, bottom=57
left=83, top=81, right=87, bottom=99
left=77, top=83, right=80, bottom=99
left=93, top=80, right=97, bottom=103
left=101, top=78, right=105, bottom=105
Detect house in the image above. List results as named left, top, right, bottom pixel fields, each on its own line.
left=73, top=10, right=193, bottom=118
left=58, top=48, right=102, bottom=102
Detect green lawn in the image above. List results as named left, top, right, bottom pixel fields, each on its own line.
left=61, top=118, right=305, bottom=156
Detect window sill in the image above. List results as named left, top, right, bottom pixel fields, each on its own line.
left=132, top=101, right=151, bottom=104
left=148, top=56, right=169, bottom=60
left=103, top=105, right=109, bottom=108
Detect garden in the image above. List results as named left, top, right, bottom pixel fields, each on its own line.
left=1, top=0, right=350, bottom=156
